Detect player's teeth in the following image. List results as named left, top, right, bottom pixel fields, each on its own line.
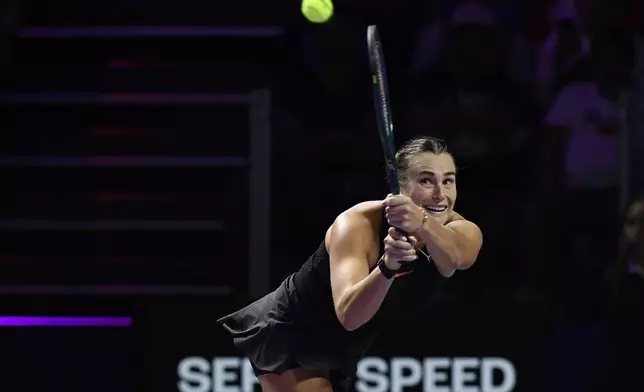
left=425, top=206, right=446, bottom=212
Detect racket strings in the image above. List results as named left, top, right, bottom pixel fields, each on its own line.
left=373, top=47, right=391, bottom=132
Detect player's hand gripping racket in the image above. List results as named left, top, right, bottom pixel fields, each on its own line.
left=367, top=25, right=429, bottom=261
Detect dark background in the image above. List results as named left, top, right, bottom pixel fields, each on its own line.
left=0, top=0, right=643, bottom=390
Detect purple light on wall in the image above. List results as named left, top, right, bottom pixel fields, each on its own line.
left=0, top=317, right=133, bottom=327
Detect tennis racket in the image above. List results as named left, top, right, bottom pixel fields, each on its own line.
left=367, top=25, right=430, bottom=263
left=367, top=25, right=400, bottom=195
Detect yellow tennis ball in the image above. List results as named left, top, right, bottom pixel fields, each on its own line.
left=301, top=0, right=334, bottom=23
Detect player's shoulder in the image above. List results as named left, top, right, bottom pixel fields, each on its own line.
left=446, top=211, right=477, bottom=227
left=332, top=201, right=382, bottom=233
left=447, top=211, right=482, bottom=234
left=348, top=200, right=383, bottom=217
left=446, top=210, right=465, bottom=224
left=326, top=201, right=382, bottom=251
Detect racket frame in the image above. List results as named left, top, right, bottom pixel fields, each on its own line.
left=367, top=25, right=400, bottom=195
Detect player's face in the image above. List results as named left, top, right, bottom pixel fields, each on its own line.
left=402, top=152, right=457, bottom=224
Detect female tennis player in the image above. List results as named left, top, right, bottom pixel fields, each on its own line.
left=218, top=136, right=482, bottom=392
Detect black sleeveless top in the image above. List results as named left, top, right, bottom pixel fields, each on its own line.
left=280, top=215, right=445, bottom=372
left=218, top=210, right=446, bottom=379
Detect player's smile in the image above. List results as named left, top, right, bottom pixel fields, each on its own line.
left=424, top=205, right=448, bottom=214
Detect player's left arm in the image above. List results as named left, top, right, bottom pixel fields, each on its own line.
left=415, top=217, right=483, bottom=278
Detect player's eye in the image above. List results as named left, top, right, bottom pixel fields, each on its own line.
left=444, top=178, right=455, bottom=185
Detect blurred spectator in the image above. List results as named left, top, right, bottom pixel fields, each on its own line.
left=506, top=18, right=538, bottom=90
left=602, top=195, right=644, bottom=391
left=409, top=0, right=459, bottom=75
left=410, top=0, right=502, bottom=76
left=541, top=29, right=635, bottom=311
left=535, top=0, right=589, bottom=105
left=405, top=2, right=514, bottom=142
left=623, top=196, right=644, bottom=265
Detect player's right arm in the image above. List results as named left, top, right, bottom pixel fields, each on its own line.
left=329, top=207, right=412, bottom=331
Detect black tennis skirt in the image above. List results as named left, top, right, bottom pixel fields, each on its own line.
left=217, top=280, right=356, bottom=391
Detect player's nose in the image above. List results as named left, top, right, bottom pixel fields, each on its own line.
left=431, top=186, right=445, bottom=201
